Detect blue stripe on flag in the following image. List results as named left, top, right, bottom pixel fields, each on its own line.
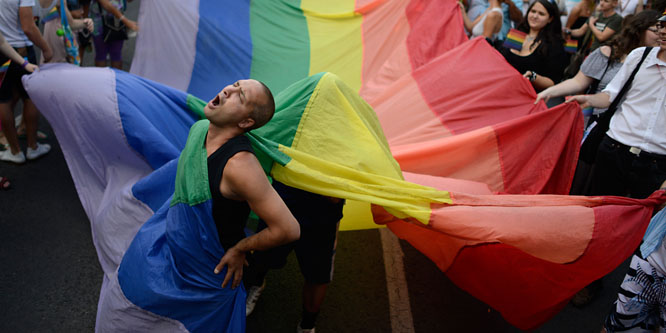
left=132, top=159, right=178, bottom=212
left=118, top=200, right=245, bottom=332
left=115, top=70, right=198, bottom=170
left=188, top=0, right=252, bottom=100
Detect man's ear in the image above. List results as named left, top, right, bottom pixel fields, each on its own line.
left=238, top=117, right=256, bottom=130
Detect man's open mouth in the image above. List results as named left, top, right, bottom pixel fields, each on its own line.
left=212, top=94, right=221, bottom=106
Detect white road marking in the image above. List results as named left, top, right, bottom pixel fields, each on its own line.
left=379, top=228, right=416, bottom=333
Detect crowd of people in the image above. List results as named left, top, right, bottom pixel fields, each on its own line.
left=0, top=0, right=138, bottom=189
left=1, top=0, right=666, bottom=331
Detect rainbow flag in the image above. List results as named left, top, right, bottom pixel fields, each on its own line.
left=564, top=38, right=578, bottom=53
left=41, top=6, right=59, bottom=23
left=0, top=59, right=10, bottom=86
left=0, top=59, right=9, bottom=72
left=26, top=0, right=666, bottom=330
left=502, top=28, right=526, bottom=50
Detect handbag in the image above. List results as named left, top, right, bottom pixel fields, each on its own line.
left=569, top=47, right=652, bottom=195
left=97, top=1, right=127, bottom=43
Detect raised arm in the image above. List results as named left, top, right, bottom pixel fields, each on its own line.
left=587, top=16, right=617, bottom=42
left=565, top=3, right=581, bottom=29
left=507, top=0, right=523, bottom=24
left=213, top=152, right=300, bottom=289
left=459, top=2, right=478, bottom=32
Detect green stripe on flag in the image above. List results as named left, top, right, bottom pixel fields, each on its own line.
left=249, top=0, right=310, bottom=94
left=171, top=120, right=211, bottom=206
left=186, top=94, right=207, bottom=119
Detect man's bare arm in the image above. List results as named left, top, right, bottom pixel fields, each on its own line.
left=19, top=7, right=52, bottom=62
left=566, top=91, right=611, bottom=109
left=214, top=152, right=300, bottom=288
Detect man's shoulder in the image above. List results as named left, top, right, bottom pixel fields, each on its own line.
left=607, top=13, right=623, bottom=25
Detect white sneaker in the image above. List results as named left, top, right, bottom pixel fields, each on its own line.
left=26, top=143, right=51, bottom=160
left=296, top=322, right=315, bottom=333
left=245, top=280, right=265, bottom=317
left=0, top=149, right=26, bottom=164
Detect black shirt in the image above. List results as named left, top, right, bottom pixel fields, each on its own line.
left=207, top=134, right=254, bottom=251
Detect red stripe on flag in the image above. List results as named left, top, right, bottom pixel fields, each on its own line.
left=444, top=195, right=660, bottom=329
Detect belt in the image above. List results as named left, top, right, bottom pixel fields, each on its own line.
left=606, top=135, right=666, bottom=161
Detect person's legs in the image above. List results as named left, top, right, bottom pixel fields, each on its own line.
left=244, top=220, right=294, bottom=316
left=0, top=101, right=18, bottom=154
left=295, top=216, right=341, bottom=331
left=108, top=40, right=124, bottom=70
left=588, top=136, right=632, bottom=196
left=22, top=98, right=39, bottom=150
left=627, top=156, right=666, bottom=199
left=0, top=58, right=23, bottom=156
left=604, top=255, right=663, bottom=332
left=93, top=34, right=109, bottom=67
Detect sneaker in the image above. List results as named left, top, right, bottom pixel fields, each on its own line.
left=26, top=143, right=51, bottom=160
left=245, top=280, right=265, bottom=317
left=296, top=321, right=315, bottom=333
left=0, top=149, right=26, bottom=164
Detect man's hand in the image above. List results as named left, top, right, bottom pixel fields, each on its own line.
left=566, top=94, right=591, bottom=109
left=42, top=47, right=53, bottom=63
left=588, top=16, right=598, bottom=29
left=84, top=18, right=94, bottom=32
left=124, top=18, right=139, bottom=32
left=214, top=247, right=247, bottom=289
left=24, top=62, right=38, bottom=73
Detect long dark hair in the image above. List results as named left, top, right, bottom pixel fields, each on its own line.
left=516, top=0, right=564, bottom=56
left=607, top=10, right=660, bottom=63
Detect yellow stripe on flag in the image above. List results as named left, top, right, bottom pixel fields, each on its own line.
left=302, top=0, right=363, bottom=91
left=269, top=73, right=451, bottom=229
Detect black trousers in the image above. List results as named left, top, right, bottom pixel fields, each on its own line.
left=588, top=135, right=666, bottom=198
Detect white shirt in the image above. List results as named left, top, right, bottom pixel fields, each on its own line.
left=0, top=0, right=36, bottom=47
left=604, top=47, right=666, bottom=155
left=471, top=7, right=503, bottom=41
left=616, top=0, right=644, bottom=17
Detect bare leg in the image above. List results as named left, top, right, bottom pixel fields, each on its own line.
left=110, top=60, right=122, bottom=70
left=22, top=99, right=39, bottom=150
left=0, top=102, right=19, bottom=154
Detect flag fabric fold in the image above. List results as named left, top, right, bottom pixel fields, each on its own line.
left=24, top=65, right=665, bottom=330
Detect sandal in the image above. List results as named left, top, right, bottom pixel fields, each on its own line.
left=0, top=176, right=10, bottom=190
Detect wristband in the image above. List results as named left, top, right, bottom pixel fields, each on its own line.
left=529, top=71, right=537, bottom=82
left=21, top=59, right=29, bottom=69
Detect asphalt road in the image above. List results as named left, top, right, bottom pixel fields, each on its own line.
left=0, top=0, right=633, bottom=331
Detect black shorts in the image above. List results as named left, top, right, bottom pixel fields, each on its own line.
left=0, top=46, right=36, bottom=103
left=253, top=181, right=345, bottom=284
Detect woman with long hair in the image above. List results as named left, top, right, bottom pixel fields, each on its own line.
left=536, top=10, right=661, bottom=116
left=501, top=0, right=568, bottom=92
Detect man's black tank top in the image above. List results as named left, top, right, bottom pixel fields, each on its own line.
left=207, top=134, right=254, bottom=251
